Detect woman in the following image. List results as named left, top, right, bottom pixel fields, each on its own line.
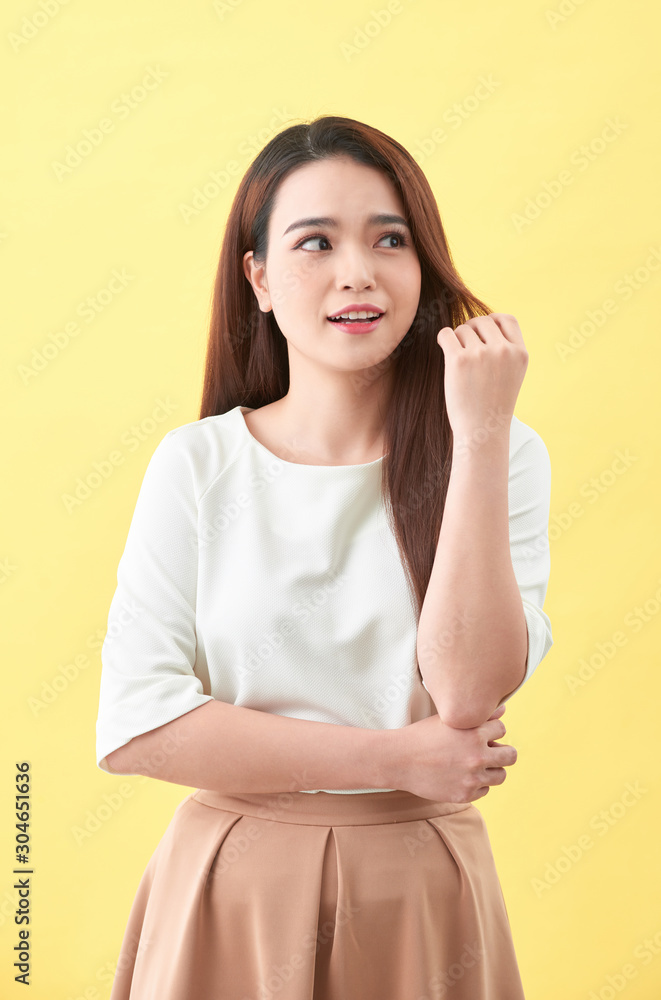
left=96, top=114, right=553, bottom=999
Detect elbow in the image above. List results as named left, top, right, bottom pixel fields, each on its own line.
left=440, top=704, right=494, bottom=730
left=438, top=685, right=515, bottom=729
left=424, top=660, right=528, bottom=730
left=432, top=685, right=493, bottom=728
left=422, top=681, right=494, bottom=730
left=441, top=676, right=526, bottom=729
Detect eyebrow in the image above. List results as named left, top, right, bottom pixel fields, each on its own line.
left=282, top=213, right=411, bottom=237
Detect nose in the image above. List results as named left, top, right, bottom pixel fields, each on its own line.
left=334, top=243, right=377, bottom=291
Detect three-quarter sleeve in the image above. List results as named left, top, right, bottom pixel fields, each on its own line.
left=498, top=426, right=554, bottom=705
left=95, top=429, right=214, bottom=774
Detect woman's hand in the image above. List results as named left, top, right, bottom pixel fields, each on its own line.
left=394, top=703, right=517, bottom=803
left=437, top=313, right=529, bottom=442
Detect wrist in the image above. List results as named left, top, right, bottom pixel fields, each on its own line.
left=369, top=726, right=409, bottom=791
left=451, top=416, right=511, bottom=461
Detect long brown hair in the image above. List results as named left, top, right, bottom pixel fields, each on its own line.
left=199, top=114, right=493, bottom=625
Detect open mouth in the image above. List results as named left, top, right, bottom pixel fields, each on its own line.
left=327, top=312, right=385, bottom=333
left=327, top=312, right=384, bottom=324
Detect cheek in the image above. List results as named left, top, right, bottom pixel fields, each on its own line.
left=280, top=270, right=304, bottom=296
left=395, top=270, right=421, bottom=311
left=278, top=264, right=320, bottom=301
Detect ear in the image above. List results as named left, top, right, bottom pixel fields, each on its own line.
left=243, top=250, right=272, bottom=313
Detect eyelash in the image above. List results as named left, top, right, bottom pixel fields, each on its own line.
left=293, top=230, right=410, bottom=251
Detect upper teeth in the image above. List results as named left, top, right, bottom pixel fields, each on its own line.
left=332, top=311, right=381, bottom=320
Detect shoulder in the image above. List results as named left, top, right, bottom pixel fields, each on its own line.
left=508, top=414, right=551, bottom=484
left=510, top=414, right=550, bottom=459
left=144, top=409, right=246, bottom=502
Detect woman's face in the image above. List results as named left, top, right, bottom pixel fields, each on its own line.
left=243, top=155, right=422, bottom=378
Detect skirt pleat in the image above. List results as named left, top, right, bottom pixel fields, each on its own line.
left=108, top=787, right=526, bottom=1000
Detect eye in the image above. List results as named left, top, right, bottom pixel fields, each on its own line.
left=376, top=231, right=410, bottom=249
left=296, top=234, right=332, bottom=251
left=294, top=230, right=410, bottom=251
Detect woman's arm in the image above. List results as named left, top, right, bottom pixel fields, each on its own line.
left=417, top=429, right=528, bottom=730
left=418, top=314, right=553, bottom=730
left=105, top=699, right=404, bottom=794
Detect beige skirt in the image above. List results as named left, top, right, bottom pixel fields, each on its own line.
left=108, top=787, right=526, bottom=999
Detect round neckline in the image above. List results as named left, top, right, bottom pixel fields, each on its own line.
left=235, top=406, right=385, bottom=470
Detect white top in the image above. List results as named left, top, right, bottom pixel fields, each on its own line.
left=96, top=405, right=553, bottom=793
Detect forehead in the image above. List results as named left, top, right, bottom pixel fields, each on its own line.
left=271, top=156, right=405, bottom=224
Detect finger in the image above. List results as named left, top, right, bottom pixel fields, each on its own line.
left=440, top=321, right=484, bottom=349
left=457, top=316, right=502, bottom=346
left=485, top=718, right=507, bottom=737
left=436, top=326, right=460, bottom=350
left=487, top=744, right=518, bottom=765
left=486, top=724, right=506, bottom=740
left=487, top=312, right=525, bottom=346
left=484, top=767, right=507, bottom=785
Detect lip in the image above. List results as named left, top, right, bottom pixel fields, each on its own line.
left=327, top=303, right=385, bottom=319
left=327, top=314, right=384, bottom=335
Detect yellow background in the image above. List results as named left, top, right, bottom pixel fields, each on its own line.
left=2, top=0, right=660, bottom=996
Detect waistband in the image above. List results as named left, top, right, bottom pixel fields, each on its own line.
left=190, top=787, right=473, bottom=826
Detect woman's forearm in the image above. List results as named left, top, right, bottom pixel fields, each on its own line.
left=416, top=428, right=528, bottom=729
left=104, top=699, right=405, bottom=794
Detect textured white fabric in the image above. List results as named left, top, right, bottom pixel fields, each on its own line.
left=96, top=405, right=553, bottom=793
